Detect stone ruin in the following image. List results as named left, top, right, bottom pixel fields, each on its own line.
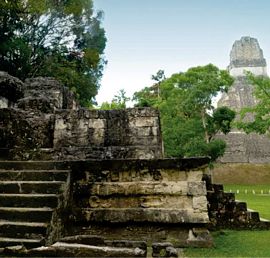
left=0, top=72, right=212, bottom=257
left=217, top=36, right=270, bottom=163
left=0, top=72, right=163, bottom=161
left=0, top=71, right=269, bottom=257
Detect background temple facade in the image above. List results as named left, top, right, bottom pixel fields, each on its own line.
left=217, top=36, right=270, bottom=163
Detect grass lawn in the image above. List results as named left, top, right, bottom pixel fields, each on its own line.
left=224, top=184, right=270, bottom=220
left=184, top=230, right=270, bottom=257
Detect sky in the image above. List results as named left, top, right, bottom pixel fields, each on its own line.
left=93, top=0, right=270, bottom=105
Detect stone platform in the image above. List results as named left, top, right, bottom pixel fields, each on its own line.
left=0, top=158, right=212, bottom=257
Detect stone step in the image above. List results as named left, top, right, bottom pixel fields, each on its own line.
left=0, top=170, right=69, bottom=181
left=0, top=161, right=68, bottom=171
left=248, top=211, right=260, bottom=222
left=235, top=201, right=247, bottom=212
left=0, top=221, right=47, bottom=239
left=0, top=194, right=59, bottom=208
left=0, top=207, right=53, bottom=222
left=79, top=208, right=209, bottom=224
left=0, top=181, right=65, bottom=194
left=0, top=237, right=44, bottom=249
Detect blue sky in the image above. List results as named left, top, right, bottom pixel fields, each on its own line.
left=94, top=0, right=270, bottom=105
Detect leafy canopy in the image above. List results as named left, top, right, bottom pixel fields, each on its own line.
left=0, top=0, right=106, bottom=106
left=133, top=64, right=235, bottom=161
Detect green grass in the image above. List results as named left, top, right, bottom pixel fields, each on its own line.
left=224, top=184, right=270, bottom=220
left=185, top=230, right=270, bottom=257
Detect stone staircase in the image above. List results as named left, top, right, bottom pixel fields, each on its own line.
left=204, top=174, right=270, bottom=229
left=0, top=161, right=70, bottom=250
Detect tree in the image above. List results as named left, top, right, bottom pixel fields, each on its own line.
left=0, top=0, right=106, bottom=106
left=133, top=70, right=165, bottom=107
left=133, top=64, right=235, bottom=161
left=99, top=89, right=130, bottom=110
left=237, top=73, right=270, bottom=135
left=151, top=69, right=165, bottom=98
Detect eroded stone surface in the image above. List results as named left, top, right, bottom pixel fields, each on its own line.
left=230, top=36, right=266, bottom=67
left=69, top=159, right=211, bottom=248
left=152, top=242, right=178, bottom=257
left=0, top=72, right=24, bottom=105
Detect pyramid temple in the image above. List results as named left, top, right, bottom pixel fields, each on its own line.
left=217, top=36, right=270, bottom=163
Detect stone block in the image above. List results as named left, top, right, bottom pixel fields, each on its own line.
left=152, top=242, right=178, bottom=257
left=187, top=182, right=207, bottom=196
left=129, top=117, right=157, bottom=128
left=193, top=196, right=208, bottom=212
left=90, top=182, right=188, bottom=196
left=88, top=119, right=106, bottom=129
left=0, top=97, right=8, bottom=108
left=186, top=228, right=213, bottom=248
left=84, top=195, right=192, bottom=209
left=235, top=202, right=247, bottom=212
left=60, top=235, right=105, bottom=246
left=26, top=242, right=147, bottom=257
left=159, top=169, right=187, bottom=181
left=81, top=208, right=209, bottom=224
left=55, top=118, right=67, bottom=131
left=213, top=184, right=224, bottom=193
left=248, top=211, right=260, bottom=222
left=0, top=71, right=24, bottom=102
left=92, top=129, right=105, bottom=145
left=187, top=170, right=203, bottom=181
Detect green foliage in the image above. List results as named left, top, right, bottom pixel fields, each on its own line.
left=237, top=73, right=270, bottom=134
left=133, top=64, right=235, bottom=161
left=185, top=230, right=270, bottom=257
left=0, top=0, right=106, bottom=106
left=151, top=69, right=165, bottom=82
left=99, top=89, right=130, bottom=110
left=133, top=70, right=165, bottom=107
left=133, top=86, right=160, bottom=107
left=212, top=106, right=236, bottom=134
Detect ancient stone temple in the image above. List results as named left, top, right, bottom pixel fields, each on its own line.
left=0, top=71, right=269, bottom=257
left=0, top=72, right=213, bottom=257
left=217, top=36, right=270, bottom=163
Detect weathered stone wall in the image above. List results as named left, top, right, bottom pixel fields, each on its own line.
left=67, top=158, right=212, bottom=248
left=0, top=72, right=163, bottom=160
left=216, top=131, right=270, bottom=163
left=53, top=108, right=162, bottom=160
